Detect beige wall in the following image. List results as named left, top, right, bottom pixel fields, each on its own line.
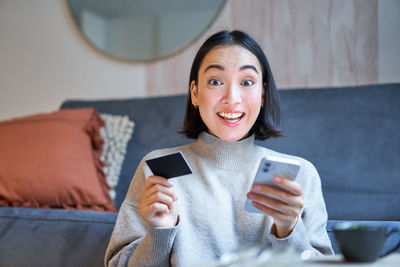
left=0, top=0, right=399, bottom=121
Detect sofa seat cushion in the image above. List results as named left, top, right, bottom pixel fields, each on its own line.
left=0, top=207, right=117, bottom=267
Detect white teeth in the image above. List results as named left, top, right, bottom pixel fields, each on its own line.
left=218, top=112, right=243, bottom=119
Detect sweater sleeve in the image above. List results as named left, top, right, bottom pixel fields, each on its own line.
left=104, top=159, right=178, bottom=267
left=269, top=159, right=334, bottom=256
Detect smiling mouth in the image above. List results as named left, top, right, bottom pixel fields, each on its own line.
left=217, top=112, right=244, bottom=123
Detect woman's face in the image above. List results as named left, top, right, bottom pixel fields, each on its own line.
left=191, top=45, right=264, bottom=142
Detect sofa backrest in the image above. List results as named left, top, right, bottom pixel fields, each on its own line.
left=61, top=83, right=400, bottom=221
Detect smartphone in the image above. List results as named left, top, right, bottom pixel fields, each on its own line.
left=145, top=151, right=192, bottom=179
left=244, top=156, right=300, bottom=213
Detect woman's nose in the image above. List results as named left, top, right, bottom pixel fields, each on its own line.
left=222, top=84, right=242, bottom=104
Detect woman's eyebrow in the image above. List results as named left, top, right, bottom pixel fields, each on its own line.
left=204, top=64, right=224, bottom=73
left=239, top=65, right=258, bottom=74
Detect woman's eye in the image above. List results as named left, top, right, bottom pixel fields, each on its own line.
left=241, top=79, right=255, bottom=87
left=208, top=79, right=223, bottom=86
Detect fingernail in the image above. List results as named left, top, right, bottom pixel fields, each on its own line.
left=168, top=181, right=174, bottom=187
left=247, top=193, right=254, bottom=199
left=274, top=176, right=281, bottom=183
left=253, top=185, right=261, bottom=192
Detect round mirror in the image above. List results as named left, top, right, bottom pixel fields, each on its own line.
left=67, top=0, right=226, bottom=62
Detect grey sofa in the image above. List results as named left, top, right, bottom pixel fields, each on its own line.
left=0, top=83, right=399, bottom=266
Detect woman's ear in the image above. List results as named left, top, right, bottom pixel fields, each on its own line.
left=190, top=80, right=198, bottom=107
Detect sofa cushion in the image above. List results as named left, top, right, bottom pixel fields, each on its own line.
left=0, top=108, right=115, bottom=211
left=0, top=207, right=117, bottom=267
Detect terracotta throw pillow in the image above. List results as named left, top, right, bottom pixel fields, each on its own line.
left=0, top=108, right=115, bottom=212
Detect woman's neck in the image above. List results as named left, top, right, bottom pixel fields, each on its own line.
left=190, top=131, right=258, bottom=169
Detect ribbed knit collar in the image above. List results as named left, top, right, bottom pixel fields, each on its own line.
left=190, top=131, right=258, bottom=169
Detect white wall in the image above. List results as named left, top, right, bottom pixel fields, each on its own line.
left=0, top=0, right=399, bottom=121
left=0, top=0, right=146, bottom=121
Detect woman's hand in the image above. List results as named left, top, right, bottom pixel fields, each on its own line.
left=139, top=176, right=178, bottom=228
left=247, top=176, right=304, bottom=238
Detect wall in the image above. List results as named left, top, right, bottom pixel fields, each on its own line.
left=0, top=0, right=399, bottom=121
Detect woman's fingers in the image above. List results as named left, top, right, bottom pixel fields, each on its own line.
left=248, top=176, right=304, bottom=230
left=139, top=175, right=179, bottom=227
left=140, top=176, right=177, bottom=210
left=250, top=181, right=303, bottom=208
left=141, top=189, right=176, bottom=210
left=143, top=175, right=173, bottom=191
left=247, top=176, right=304, bottom=237
left=142, top=182, right=177, bottom=201
left=247, top=192, right=300, bottom=216
left=251, top=200, right=286, bottom=219
left=271, top=176, right=303, bottom=196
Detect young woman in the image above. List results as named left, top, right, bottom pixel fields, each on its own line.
left=105, top=30, right=333, bottom=266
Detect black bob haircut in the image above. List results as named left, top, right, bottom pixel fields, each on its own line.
left=181, top=30, right=282, bottom=140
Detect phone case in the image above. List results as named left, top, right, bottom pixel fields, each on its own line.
left=244, top=156, right=300, bottom=213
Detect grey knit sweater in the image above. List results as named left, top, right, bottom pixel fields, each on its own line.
left=105, top=132, right=333, bottom=266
